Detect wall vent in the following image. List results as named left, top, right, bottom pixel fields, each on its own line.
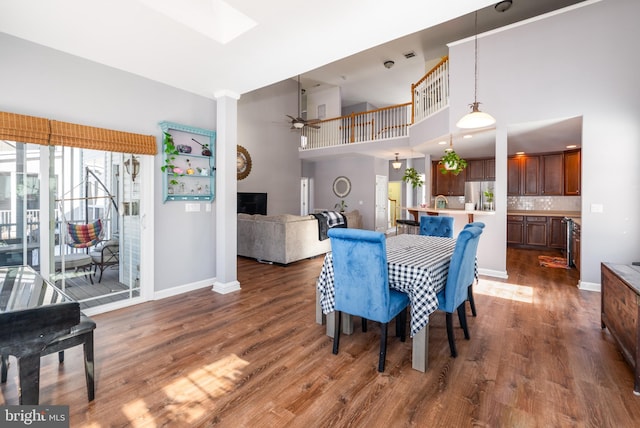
left=403, top=51, right=416, bottom=59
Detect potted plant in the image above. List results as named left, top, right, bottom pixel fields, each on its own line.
left=161, top=132, right=180, bottom=185
left=483, top=187, right=494, bottom=211
left=334, top=200, right=348, bottom=213
left=401, top=167, right=424, bottom=189
left=439, top=149, right=467, bottom=175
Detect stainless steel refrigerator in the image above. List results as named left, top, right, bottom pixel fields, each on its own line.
left=464, top=181, right=495, bottom=211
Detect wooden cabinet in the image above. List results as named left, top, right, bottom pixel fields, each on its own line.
left=465, top=158, right=495, bottom=182
left=601, top=263, right=640, bottom=395
left=507, top=215, right=567, bottom=249
left=548, top=217, right=567, bottom=249
left=540, top=153, right=564, bottom=195
left=564, top=149, right=581, bottom=195
left=525, top=216, right=547, bottom=246
left=432, top=161, right=465, bottom=196
left=507, top=155, right=540, bottom=196
left=506, top=215, right=524, bottom=245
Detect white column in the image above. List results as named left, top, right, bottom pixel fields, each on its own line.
left=213, top=91, right=241, bottom=294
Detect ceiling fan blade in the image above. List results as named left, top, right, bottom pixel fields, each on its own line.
left=286, top=115, right=296, bottom=121
left=307, top=123, right=321, bottom=129
left=306, top=118, right=321, bottom=124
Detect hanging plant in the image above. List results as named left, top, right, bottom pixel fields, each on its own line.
left=439, top=148, right=467, bottom=175
left=402, top=167, right=424, bottom=189
left=160, top=132, right=180, bottom=185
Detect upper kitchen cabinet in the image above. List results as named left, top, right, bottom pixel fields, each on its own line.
left=507, top=155, right=540, bottom=196
left=466, top=158, right=495, bottom=182
left=540, top=153, right=564, bottom=195
left=564, top=149, right=581, bottom=195
left=432, top=161, right=465, bottom=196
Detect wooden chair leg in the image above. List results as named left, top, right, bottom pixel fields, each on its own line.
left=332, top=311, right=341, bottom=355
left=361, top=318, right=367, bottom=332
left=58, top=351, right=64, bottom=363
left=446, top=312, right=457, bottom=358
left=378, top=322, right=388, bottom=372
left=396, top=307, right=407, bottom=342
left=468, top=284, right=477, bottom=316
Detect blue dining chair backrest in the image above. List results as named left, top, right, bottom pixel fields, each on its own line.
left=328, top=228, right=409, bottom=323
left=464, top=221, right=485, bottom=230
left=419, top=216, right=454, bottom=238
left=438, top=226, right=483, bottom=313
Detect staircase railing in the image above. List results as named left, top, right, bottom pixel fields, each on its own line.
left=412, top=55, right=449, bottom=123
left=300, top=56, right=449, bottom=150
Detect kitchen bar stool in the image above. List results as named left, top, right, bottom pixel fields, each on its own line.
left=396, top=219, right=420, bottom=235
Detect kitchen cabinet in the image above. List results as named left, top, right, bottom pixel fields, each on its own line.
left=465, top=158, right=495, bottom=182
left=548, top=217, right=567, bottom=249
left=525, top=216, right=547, bottom=247
left=432, top=161, right=465, bottom=196
left=506, top=215, right=525, bottom=245
left=564, top=149, right=581, bottom=195
left=507, top=155, right=540, bottom=196
left=540, top=153, right=564, bottom=195
left=572, top=222, right=581, bottom=271
left=507, top=214, right=568, bottom=249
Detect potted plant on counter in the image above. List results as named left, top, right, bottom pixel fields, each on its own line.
left=483, top=187, right=494, bottom=211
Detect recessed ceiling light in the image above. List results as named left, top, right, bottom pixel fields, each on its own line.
left=463, top=134, right=473, bottom=139
left=516, top=151, right=525, bottom=155
left=438, top=141, right=447, bottom=145
left=566, top=144, right=577, bottom=149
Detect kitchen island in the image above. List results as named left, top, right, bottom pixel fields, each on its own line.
left=404, top=206, right=495, bottom=223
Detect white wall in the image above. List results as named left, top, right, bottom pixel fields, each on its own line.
left=307, top=86, right=341, bottom=121
left=449, top=0, right=640, bottom=285
left=237, top=80, right=301, bottom=215
left=0, top=32, right=218, bottom=293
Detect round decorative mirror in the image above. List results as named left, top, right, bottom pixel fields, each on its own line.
left=332, top=176, right=351, bottom=198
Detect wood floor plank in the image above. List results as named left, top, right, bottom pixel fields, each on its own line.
left=2, top=249, right=640, bottom=427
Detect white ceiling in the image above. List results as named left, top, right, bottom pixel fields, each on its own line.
left=0, top=0, right=585, bottom=161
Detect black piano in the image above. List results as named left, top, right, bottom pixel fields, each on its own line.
left=0, top=265, right=80, bottom=404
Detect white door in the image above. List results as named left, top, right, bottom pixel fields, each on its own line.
left=374, top=175, right=388, bottom=232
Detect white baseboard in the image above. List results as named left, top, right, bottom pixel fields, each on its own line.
left=213, top=280, right=241, bottom=294
left=578, top=280, right=601, bottom=292
left=154, top=277, right=216, bottom=300
left=479, top=268, right=508, bottom=279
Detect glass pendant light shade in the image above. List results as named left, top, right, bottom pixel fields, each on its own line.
left=456, top=102, right=496, bottom=129
left=391, top=153, right=402, bottom=170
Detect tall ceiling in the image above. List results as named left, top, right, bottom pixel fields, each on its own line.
left=1, top=0, right=586, bottom=161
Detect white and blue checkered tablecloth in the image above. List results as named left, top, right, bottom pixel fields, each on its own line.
left=317, top=234, right=457, bottom=337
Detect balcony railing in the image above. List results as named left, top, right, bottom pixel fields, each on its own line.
left=300, top=56, right=449, bottom=150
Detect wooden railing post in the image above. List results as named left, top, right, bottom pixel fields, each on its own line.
left=350, top=112, right=355, bottom=143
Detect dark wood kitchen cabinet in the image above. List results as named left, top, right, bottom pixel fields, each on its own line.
left=507, top=215, right=525, bottom=245
left=564, top=149, right=581, bottom=195
left=540, top=153, right=564, bottom=195
left=525, top=216, right=548, bottom=246
left=466, top=158, right=495, bottom=181
left=432, top=161, right=465, bottom=196
left=548, top=216, right=567, bottom=249
left=507, top=155, right=540, bottom=196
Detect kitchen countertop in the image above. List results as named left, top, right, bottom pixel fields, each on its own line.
left=507, top=210, right=580, bottom=218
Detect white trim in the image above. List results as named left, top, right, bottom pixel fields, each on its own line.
left=479, top=268, right=508, bottom=279
left=83, top=296, right=147, bottom=317
left=578, top=280, right=600, bottom=292
left=213, top=280, right=241, bottom=294
left=154, top=277, right=216, bottom=300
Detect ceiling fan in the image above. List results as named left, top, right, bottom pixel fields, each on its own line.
left=286, top=75, right=320, bottom=130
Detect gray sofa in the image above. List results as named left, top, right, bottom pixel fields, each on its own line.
left=237, top=210, right=362, bottom=265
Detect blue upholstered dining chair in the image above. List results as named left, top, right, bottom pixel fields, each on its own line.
left=437, top=226, right=482, bottom=358
left=461, top=221, right=485, bottom=317
left=327, top=228, right=410, bottom=372
left=419, top=215, right=454, bottom=238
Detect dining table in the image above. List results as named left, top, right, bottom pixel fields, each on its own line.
left=316, top=234, right=458, bottom=372
left=0, top=265, right=80, bottom=404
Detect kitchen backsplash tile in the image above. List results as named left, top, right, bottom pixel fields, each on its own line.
left=507, top=196, right=581, bottom=212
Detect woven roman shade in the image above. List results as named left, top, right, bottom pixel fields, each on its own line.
left=50, top=120, right=157, bottom=155
left=0, top=111, right=50, bottom=146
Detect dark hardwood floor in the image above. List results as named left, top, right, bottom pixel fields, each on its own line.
left=2, top=248, right=640, bottom=427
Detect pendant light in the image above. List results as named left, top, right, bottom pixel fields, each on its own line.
left=456, top=11, right=496, bottom=129
left=392, top=153, right=402, bottom=170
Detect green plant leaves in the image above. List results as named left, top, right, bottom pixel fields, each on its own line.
left=402, top=167, right=424, bottom=189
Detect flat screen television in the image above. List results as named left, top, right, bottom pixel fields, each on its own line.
left=237, top=192, right=267, bottom=215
